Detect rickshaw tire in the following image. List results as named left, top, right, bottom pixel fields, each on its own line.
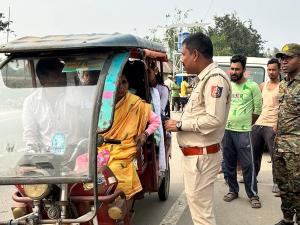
left=158, top=163, right=170, bottom=201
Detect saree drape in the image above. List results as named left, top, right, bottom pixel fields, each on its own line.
left=99, top=92, right=151, bottom=199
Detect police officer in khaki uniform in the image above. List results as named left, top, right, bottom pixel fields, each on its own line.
left=165, top=33, right=231, bottom=225
left=274, top=43, right=300, bottom=225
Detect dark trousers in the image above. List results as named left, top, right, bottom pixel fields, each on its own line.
left=180, top=97, right=188, bottom=109
left=171, top=96, right=180, bottom=111
left=220, top=143, right=229, bottom=181
left=251, top=125, right=275, bottom=176
left=222, top=130, right=258, bottom=198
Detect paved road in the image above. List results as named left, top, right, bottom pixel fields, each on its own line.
left=0, top=185, right=15, bottom=220
left=132, top=112, right=282, bottom=225
left=0, top=112, right=282, bottom=224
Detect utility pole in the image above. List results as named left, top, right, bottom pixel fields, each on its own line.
left=165, top=22, right=208, bottom=77
left=6, top=2, right=11, bottom=42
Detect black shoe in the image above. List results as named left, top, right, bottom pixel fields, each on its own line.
left=274, top=219, right=294, bottom=225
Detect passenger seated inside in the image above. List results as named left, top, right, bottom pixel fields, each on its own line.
left=147, top=63, right=167, bottom=172
left=120, top=60, right=147, bottom=100
left=75, top=62, right=160, bottom=200
left=154, top=71, right=170, bottom=117
left=79, top=70, right=100, bottom=86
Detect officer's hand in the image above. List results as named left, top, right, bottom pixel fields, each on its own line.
left=164, top=119, right=179, bottom=132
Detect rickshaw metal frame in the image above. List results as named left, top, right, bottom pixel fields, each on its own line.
left=0, top=51, right=114, bottom=185
left=0, top=51, right=131, bottom=225
left=0, top=33, right=169, bottom=225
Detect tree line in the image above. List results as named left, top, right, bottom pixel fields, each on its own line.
left=145, top=9, right=277, bottom=58
left=0, top=10, right=277, bottom=57
left=0, top=12, right=13, bottom=42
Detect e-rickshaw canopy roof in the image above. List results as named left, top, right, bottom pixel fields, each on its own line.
left=0, top=33, right=167, bottom=57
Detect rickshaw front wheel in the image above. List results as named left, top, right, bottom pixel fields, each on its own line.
left=158, top=163, right=170, bottom=201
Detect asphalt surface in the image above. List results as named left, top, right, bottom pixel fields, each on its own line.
left=0, top=112, right=283, bottom=225
left=133, top=112, right=282, bottom=225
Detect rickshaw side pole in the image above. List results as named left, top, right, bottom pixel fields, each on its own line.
left=60, top=184, right=68, bottom=219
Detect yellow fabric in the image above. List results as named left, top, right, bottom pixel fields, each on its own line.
left=180, top=80, right=188, bottom=97
left=98, top=92, right=151, bottom=199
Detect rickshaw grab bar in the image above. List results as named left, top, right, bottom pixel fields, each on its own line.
left=12, top=191, right=33, bottom=204
left=70, top=190, right=126, bottom=203
left=8, top=194, right=98, bottom=224
left=12, top=189, right=126, bottom=204
left=143, top=49, right=168, bottom=62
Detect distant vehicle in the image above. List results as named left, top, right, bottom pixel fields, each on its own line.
left=176, top=56, right=271, bottom=86
left=213, top=56, right=269, bottom=84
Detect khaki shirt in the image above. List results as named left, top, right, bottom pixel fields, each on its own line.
left=177, top=63, right=231, bottom=147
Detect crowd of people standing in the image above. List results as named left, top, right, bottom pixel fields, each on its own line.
left=164, top=31, right=300, bottom=225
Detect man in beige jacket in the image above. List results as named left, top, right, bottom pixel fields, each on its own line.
left=165, top=32, right=231, bottom=225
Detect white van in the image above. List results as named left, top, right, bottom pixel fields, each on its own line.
left=213, top=56, right=269, bottom=84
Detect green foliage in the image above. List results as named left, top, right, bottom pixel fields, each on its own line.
left=188, top=26, right=203, bottom=34
left=166, top=8, right=192, bottom=26
left=164, top=27, right=177, bottom=56
left=207, top=13, right=265, bottom=56
left=145, top=10, right=266, bottom=57
left=0, top=13, right=10, bottom=32
left=210, top=33, right=233, bottom=56
left=144, top=28, right=163, bottom=43
left=163, top=9, right=193, bottom=56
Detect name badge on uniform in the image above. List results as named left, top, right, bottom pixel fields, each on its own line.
left=51, top=132, right=66, bottom=155
left=211, top=86, right=223, bottom=98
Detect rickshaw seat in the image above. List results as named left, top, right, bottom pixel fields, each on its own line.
left=136, top=145, right=147, bottom=175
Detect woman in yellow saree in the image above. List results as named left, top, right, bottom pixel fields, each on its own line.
left=98, top=70, right=160, bottom=200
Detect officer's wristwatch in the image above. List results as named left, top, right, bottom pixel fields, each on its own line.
left=176, top=121, right=182, bottom=131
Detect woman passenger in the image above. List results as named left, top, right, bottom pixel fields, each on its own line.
left=97, top=67, right=160, bottom=201
left=75, top=63, right=160, bottom=206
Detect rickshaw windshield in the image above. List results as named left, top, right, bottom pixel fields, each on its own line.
left=0, top=54, right=107, bottom=181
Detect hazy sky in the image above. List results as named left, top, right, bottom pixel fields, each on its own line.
left=0, top=0, right=299, bottom=51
